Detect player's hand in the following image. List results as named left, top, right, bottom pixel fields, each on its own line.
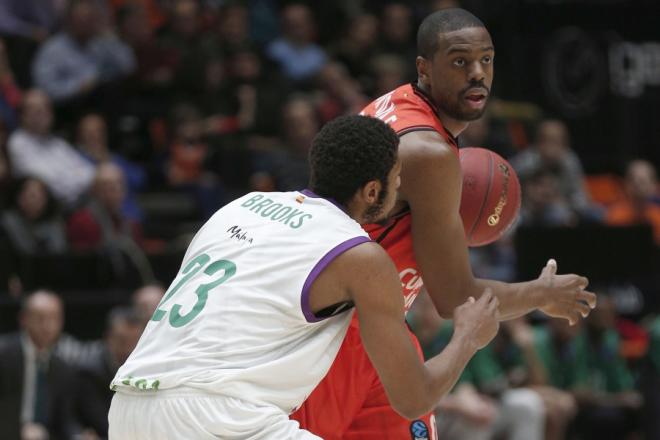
left=536, top=259, right=597, bottom=325
left=453, top=288, right=500, bottom=351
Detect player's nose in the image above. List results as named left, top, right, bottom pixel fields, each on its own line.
left=467, top=61, right=485, bottom=83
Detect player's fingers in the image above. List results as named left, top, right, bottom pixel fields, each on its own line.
left=578, top=290, right=597, bottom=309
left=574, top=302, right=591, bottom=318
left=478, top=289, right=493, bottom=304
left=487, top=296, right=499, bottom=314
left=542, top=258, right=557, bottom=277
left=570, top=276, right=589, bottom=289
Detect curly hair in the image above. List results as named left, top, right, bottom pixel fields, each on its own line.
left=308, top=115, right=398, bottom=206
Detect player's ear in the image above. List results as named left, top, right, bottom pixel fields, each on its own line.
left=416, top=56, right=430, bottom=84
left=361, top=179, right=382, bottom=205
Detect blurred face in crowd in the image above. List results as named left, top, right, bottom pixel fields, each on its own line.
left=94, top=163, right=126, bottom=213
left=525, top=172, right=562, bottom=208
left=549, top=315, right=581, bottom=343
left=382, top=3, right=412, bottom=44
left=586, top=295, right=616, bottom=334
left=172, top=0, right=199, bottom=38
left=417, top=26, right=494, bottom=132
left=626, top=160, right=658, bottom=202
left=536, top=120, right=570, bottom=164
left=20, top=291, right=64, bottom=352
left=282, top=4, right=315, bottom=45
left=219, top=5, right=248, bottom=45
left=348, top=14, right=378, bottom=49
left=107, top=317, right=143, bottom=365
left=283, top=99, right=319, bottom=153
left=78, top=114, right=109, bottom=159
left=21, top=90, right=53, bottom=136
left=319, top=62, right=357, bottom=99
left=17, top=178, right=49, bottom=221
left=371, top=55, right=407, bottom=97
left=68, top=0, right=100, bottom=42
left=120, top=4, right=152, bottom=45
left=132, top=285, right=165, bottom=323
left=232, top=51, right=261, bottom=82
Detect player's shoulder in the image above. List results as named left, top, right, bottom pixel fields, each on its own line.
left=399, top=130, right=459, bottom=167
left=332, top=239, right=390, bottom=270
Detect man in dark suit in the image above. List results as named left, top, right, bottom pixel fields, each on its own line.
left=74, top=307, right=143, bottom=439
left=0, top=290, right=77, bottom=440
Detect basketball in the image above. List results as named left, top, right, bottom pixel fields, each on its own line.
left=459, top=147, right=521, bottom=247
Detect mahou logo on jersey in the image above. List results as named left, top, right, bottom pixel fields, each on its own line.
left=400, top=268, right=423, bottom=311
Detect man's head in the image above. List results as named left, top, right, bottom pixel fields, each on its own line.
left=105, top=307, right=143, bottom=365
left=309, top=115, right=400, bottom=224
left=66, top=0, right=100, bottom=42
left=20, top=89, right=53, bottom=136
left=93, top=163, right=126, bottom=214
left=19, top=290, right=64, bottom=352
left=625, top=159, right=658, bottom=203
left=416, top=9, right=493, bottom=131
left=281, top=4, right=316, bottom=45
left=282, top=96, right=320, bottom=154
left=172, top=0, right=200, bottom=38
left=77, top=113, right=108, bottom=159
left=535, top=119, right=570, bottom=164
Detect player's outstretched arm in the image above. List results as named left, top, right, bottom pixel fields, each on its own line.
left=347, top=242, right=499, bottom=420
left=398, top=130, right=596, bottom=323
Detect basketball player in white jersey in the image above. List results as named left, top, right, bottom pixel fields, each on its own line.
left=108, top=115, right=500, bottom=439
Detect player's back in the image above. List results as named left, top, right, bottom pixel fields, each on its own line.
left=112, top=190, right=370, bottom=413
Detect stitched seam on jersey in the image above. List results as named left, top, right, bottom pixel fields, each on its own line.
left=300, top=236, right=372, bottom=323
left=396, top=126, right=439, bottom=136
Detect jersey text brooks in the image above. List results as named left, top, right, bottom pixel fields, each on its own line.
left=240, top=194, right=313, bottom=229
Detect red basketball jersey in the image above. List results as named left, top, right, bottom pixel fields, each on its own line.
left=361, top=83, right=458, bottom=311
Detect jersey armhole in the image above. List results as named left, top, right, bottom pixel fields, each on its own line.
left=396, top=125, right=439, bottom=136
left=300, top=236, right=371, bottom=323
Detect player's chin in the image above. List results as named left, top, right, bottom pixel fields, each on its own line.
left=459, top=105, right=487, bottom=121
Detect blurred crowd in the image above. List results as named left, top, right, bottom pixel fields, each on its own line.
left=0, top=0, right=658, bottom=439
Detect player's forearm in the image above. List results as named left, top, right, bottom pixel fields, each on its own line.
left=413, top=331, right=478, bottom=417
left=475, top=278, right=544, bottom=321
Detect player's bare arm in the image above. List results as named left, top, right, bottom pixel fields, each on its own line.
left=398, top=129, right=596, bottom=322
left=311, top=241, right=499, bottom=420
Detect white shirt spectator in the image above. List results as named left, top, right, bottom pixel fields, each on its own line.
left=8, top=128, right=95, bottom=206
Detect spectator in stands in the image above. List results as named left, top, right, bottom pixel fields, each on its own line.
left=0, top=119, right=11, bottom=208
left=204, top=1, right=251, bottom=57
left=374, top=3, right=416, bottom=78
left=0, top=37, right=22, bottom=130
left=535, top=297, right=642, bottom=440
left=266, top=4, right=327, bottom=83
left=132, top=284, right=165, bottom=325
left=76, top=113, right=146, bottom=221
left=0, top=0, right=63, bottom=89
left=164, top=103, right=226, bottom=218
left=7, top=89, right=95, bottom=208
left=67, top=163, right=152, bottom=284
left=330, top=14, right=379, bottom=81
left=75, top=307, right=143, bottom=439
left=32, top=0, right=135, bottom=104
left=369, top=54, right=408, bottom=99
left=315, top=61, right=368, bottom=123
left=0, top=177, right=67, bottom=256
left=410, top=292, right=545, bottom=440
left=158, top=0, right=210, bottom=98
left=254, top=96, right=320, bottom=191
left=511, top=119, right=598, bottom=221
left=117, top=2, right=178, bottom=95
left=606, top=159, right=660, bottom=244
left=0, top=290, right=78, bottom=440
left=518, top=169, right=577, bottom=227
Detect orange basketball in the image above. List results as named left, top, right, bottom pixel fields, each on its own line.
left=459, top=147, right=521, bottom=247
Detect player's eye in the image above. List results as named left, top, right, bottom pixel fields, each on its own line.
left=453, top=58, right=466, bottom=67
left=482, top=56, right=492, bottom=64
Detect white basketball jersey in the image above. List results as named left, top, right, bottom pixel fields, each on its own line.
left=111, top=190, right=370, bottom=413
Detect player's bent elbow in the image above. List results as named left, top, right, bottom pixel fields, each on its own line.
left=390, top=395, right=435, bottom=420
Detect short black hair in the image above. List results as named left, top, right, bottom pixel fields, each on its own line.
left=309, top=115, right=398, bottom=206
left=417, top=8, right=485, bottom=58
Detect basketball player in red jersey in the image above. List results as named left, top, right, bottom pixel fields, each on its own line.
left=291, top=8, right=596, bottom=439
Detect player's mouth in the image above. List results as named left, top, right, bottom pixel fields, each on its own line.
left=463, top=89, right=488, bottom=109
